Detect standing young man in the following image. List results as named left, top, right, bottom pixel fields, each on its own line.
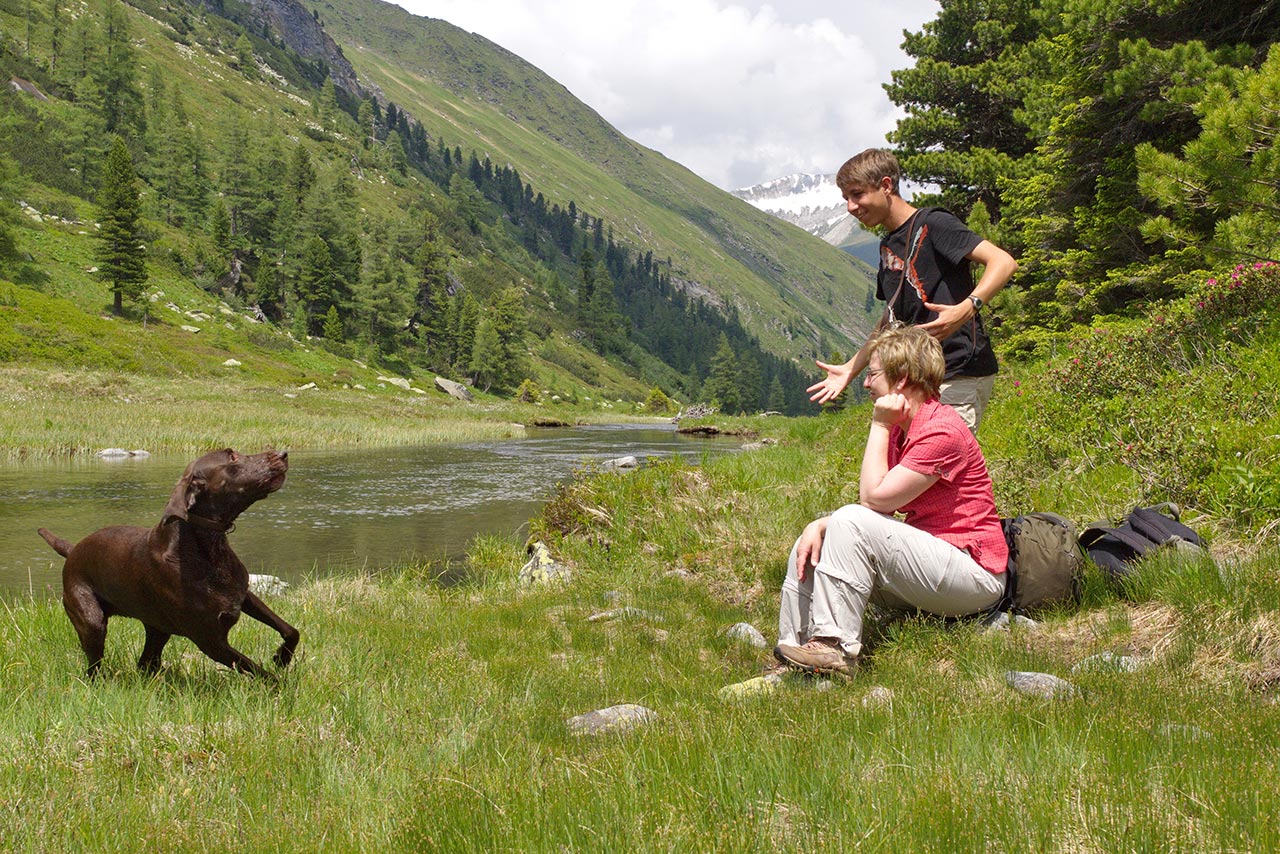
left=808, top=149, right=1018, bottom=434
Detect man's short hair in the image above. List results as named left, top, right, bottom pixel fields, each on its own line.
left=868, top=323, right=944, bottom=398
left=836, top=148, right=901, bottom=196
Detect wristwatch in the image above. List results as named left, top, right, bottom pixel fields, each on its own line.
left=968, top=295, right=984, bottom=312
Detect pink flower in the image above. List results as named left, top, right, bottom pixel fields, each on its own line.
left=1012, top=380, right=1021, bottom=387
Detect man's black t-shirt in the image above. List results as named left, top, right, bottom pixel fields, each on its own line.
left=876, top=207, right=998, bottom=378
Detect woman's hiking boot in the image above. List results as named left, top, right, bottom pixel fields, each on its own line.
left=774, top=637, right=858, bottom=678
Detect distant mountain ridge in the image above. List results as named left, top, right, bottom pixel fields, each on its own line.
left=732, top=173, right=880, bottom=269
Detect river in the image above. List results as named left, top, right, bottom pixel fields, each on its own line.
left=0, top=423, right=741, bottom=598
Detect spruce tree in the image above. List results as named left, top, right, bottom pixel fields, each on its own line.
left=296, top=235, right=335, bottom=333
left=413, top=211, right=451, bottom=351
left=96, top=135, right=147, bottom=315
left=704, top=334, right=743, bottom=414
left=322, top=304, right=343, bottom=341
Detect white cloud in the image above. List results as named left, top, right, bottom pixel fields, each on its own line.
left=392, top=1, right=939, bottom=189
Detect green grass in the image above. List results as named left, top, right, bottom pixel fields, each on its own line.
left=2, top=519, right=1278, bottom=850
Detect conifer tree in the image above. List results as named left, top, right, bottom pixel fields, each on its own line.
left=322, top=304, right=343, bottom=341
left=50, top=0, right=63, bottom=75
left=95, top=0, right=145, bottom=136
left=296, top=234, right=335, bottom=333
left=587, top=260, right=624, bottom=353
left=766, top=376, right=786, bottom=413
left=254, top=260, right=284, bottom=319
left=448, top=173, right=485, bottom=233
left=737, top=351, right=762, bottom=414
left=413, top=211, right=451, bottom=348
left=0, top=156, right=20, bottom=265
left=219, top=116, right=253, bottom=247
left=318, top=78, right=340, bottom=129
left=447, top=290, right=480, bottom=371
left=704, top=334, right=742, bottom=414
left=96, top=135, right=147, bottom=314
left=356, top=253, right=413, bottom=356
left=68, top=76, right=109, bottom=191
left=232, top=34, right=257, bottom=80
left=469, top=317, right=503, bottom=391
left=208, top=197, right=232, bottom=257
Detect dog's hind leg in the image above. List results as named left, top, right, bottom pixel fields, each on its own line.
left=242, top=591, right=300, bottom=668
left=137, top=625, right=171, bottom=673
left=62, top=584, right=107, bottom=677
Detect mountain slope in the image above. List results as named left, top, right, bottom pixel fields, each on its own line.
left=304, top=0, right=877, bottom=360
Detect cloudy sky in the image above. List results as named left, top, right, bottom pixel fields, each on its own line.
left=390, top=0, right=941, bottom=191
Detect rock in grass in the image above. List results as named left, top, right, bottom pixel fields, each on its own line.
left=567, top=704, right=657, bottom=736
left=518, top=541, right=570, bottom=586
left=587, top=607, right=662, bottom=623
left=1005, top=671, right=1078, bottom=699
left=1072, top=651, right=1142, bottom=674
left=434, top=376, right=474, bottom=402
left=718, top=673, right=784, bottom=701
left=983, top=612, right=1040, bottom=633
left=861, top=686, right=895, bottom=709
left=724, top=622, right=768, bottom=649
left=602, top=455, right=639, bottom=469
left=248, top=574, right=289, bottom=596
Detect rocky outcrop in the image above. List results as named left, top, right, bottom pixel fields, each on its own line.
left=195, top=0, right=365, bottom=99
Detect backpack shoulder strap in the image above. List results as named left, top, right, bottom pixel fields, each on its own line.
left=1127, top=506, right=1204, bottom=547
left=1079, top=523, right=1156, bottom=556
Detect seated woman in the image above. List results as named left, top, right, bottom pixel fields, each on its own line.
left=775, top=324, right=1008, bottom=676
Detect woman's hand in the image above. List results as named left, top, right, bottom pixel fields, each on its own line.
left=795, top=517, right=828, bottom=582
left=872, top=392, right=911, bottom=428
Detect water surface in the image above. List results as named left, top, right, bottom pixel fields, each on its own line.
left=1, top=423, right=739, bottom=597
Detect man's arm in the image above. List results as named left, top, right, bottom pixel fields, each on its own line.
left=919, top=239, right=1018, bottom=341
left=807, top=337, right=873, bottom=404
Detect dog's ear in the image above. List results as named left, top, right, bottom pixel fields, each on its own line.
left=161, top=473, right=205, bottom=524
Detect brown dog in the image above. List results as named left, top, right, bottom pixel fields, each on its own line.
left=38, top=448, right=299, bottom=678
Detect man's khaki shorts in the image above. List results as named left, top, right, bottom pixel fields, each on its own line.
left=940, top=374, right=996, bottom=435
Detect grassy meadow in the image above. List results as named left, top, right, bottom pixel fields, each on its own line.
left=2, top=387, right=1280, bottom=850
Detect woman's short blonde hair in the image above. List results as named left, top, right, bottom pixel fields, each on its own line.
left=867, top=324, right=945, bottom=398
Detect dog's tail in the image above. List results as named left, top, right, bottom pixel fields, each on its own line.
left=37, top=528, right=71, bottom=557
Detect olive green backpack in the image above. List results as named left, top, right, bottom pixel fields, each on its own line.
left=1000, top=512, right=1085, bottom=614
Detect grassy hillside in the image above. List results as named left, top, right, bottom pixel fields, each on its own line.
left=308, top=0, right=878, bottom=360
left=0, top=0, right=867, bottom=420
